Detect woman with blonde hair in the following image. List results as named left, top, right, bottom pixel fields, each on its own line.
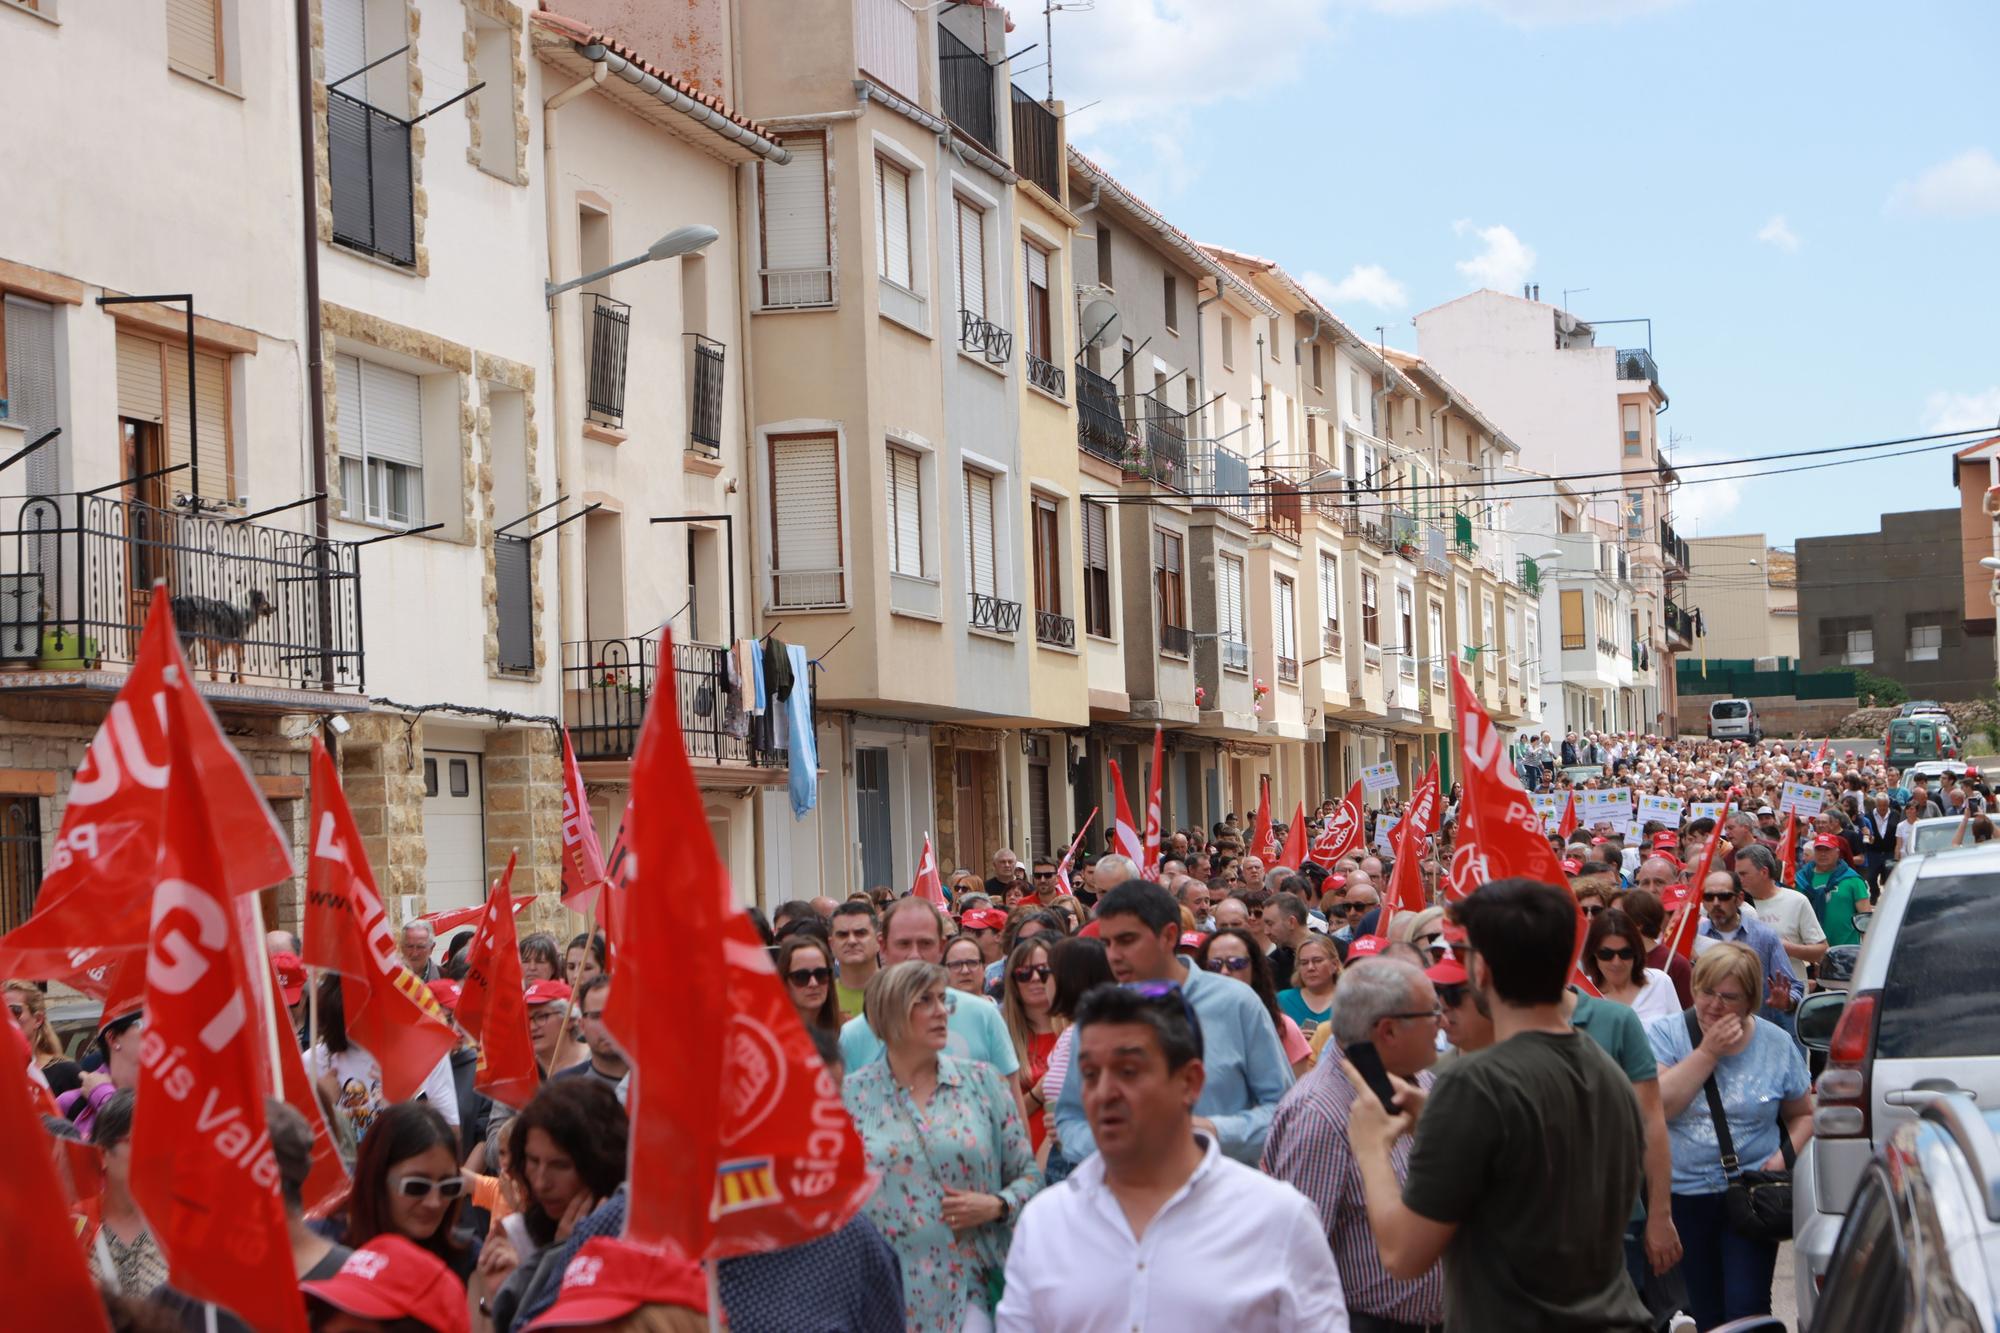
left=1388, top=904, right=1446, bottom=954
left=6, top=980, right=79, bottom=1094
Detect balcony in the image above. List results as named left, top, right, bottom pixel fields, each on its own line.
left=1257, top=479, right=1302, bottom=542
left=0, top=495, right=363, bottom=697
left=938, top=25, right=996, bottom=151
left=1664, top=600, right=1696, bottom=647
left=959, top=308, right=1014, bottom=367
left=1277, top=654, right=1298, bottom=684
left=562, top=637, right=786, bottom=766
left=1658, top=518, right=1690, bottom=575
left=1159, top=622, right=1192, bottom=658
left=1075, top=363, right=1127, bottom=464
left=1222, top=637, right=1249, bottom=672
left=1010, top=85, right=1060, bottom=200
left=1137, top=392, right=1188, bottom=491
left=1616, top=348, right=1660, bottom=384
left=1034, top=609, right=1073, bottom=648
left=854, top=0, right=920, bottom=98
left=1517, top=556, right=1543, bottom=596
left=1188, top=443, right=1252, bottom=520
left=586, top=294, right=631, bottom=428
left=970, top=591, right=1021, bottom=635
left=686, top=333, right=725, bottom=457
left=1322, top=624, right=1342, bottom=656
left=327, top=87, right=415, bottom=267
left=1025, top=352, right=1065, bottom=398
left=1597, top=636, right=1619, bottom=657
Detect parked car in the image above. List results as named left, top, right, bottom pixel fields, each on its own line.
left=1708, top=698, right=1762, bottom=742
left=1714, top=1093, right=2000, bottom=1332
left=1898, top=699, right=1950, bottom=719
left=1884, top=715, right=1961, bottom=766
left=1906, top=814, right=1974, bottom=856
left=1902, top=759, right=1980, bottom=786
left=1789, top=843, right=2000, bottom=1322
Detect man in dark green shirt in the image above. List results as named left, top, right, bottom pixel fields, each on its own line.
left=1344, top=877, right=1654, bottom=1332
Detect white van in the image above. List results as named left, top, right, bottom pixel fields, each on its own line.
left=1707, top=697, right=1761, bottom=742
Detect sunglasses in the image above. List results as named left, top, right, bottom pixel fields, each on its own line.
left=1342, top=902, right=1371, bottom=915
left=1011, top=964, right=1053, bottom=983
left=1702, top=892, right=1738, bottom=903
left=1581, top=905, right=1604, bottom=917
left=390, top=1174, right=467, bottom=1200
left=945, top=958, right=984, bottom=972
left=1436, top=983, right=1467, bottom=1008
left=1204, top=956, right=1253, bottom=973
left=1595, top=946, right=1637, bottom=962
left=1415, top=932, right=1443, bottom=948
left=1033, top=870, right=1057, bottom=879
left=786, top=967, right=832, bottom=987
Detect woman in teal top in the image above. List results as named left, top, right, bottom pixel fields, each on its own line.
left=1275, top=934, right=1340, bottom=1039
left=844, top=960, right=1041, bottom=1332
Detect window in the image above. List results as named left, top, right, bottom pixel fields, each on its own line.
left=1361, top=572, right=1379, bottom=646
left=768, top=432, right=844, bottom=607
left=1163, top=273, right=1178, bottom=332
left=1022, top=240, right=1053, bottom=363
left=954, top=196, right=987, bottom=320
left=1095, top=222, right=1113, bottom=289
left=469, top=12, right=518, bottom=179
left=1482, top=594, right=1497, bottom=655
left=335, top=353, right=422, bottom=526
left=1082, top=500, right=1113, bottom=638
left=1397, top=586, right=1415, bottom=672
left=118, top=330, right=233, bottom=504
left=1154, top=528, right=1186, bottom=633
left=1908, top=617, right=1942, bottom=662
left=1428, top=601, right=1446, bottom=682
left=1526, top=612, right=1539, bottom=677
left=1312, top=342, right=1323, bottom=390
left=1221, top=316, right=1234, bottom=370
left=1456, top=586, right=1471, bottom=657
left=885, top=445, right=923, bottom=577
left=1349, top=369, right=1362, bottom=423
left=1844, top=626, right=1874, bottom=666
left=875, top=155, right=913, bottom=290
left=1626, top=489, right=1645, bottom=542
left=1560, top=589, right=1585, bottom=651
left=1319, top=552, right=1340, bottom=651
left=1, top=296, right=59, bottom=496
left=1032, top=496, right=1061, bottom=615
left=167, top=0, right=223, bottom=83
left=324, top=0, right=415, bottom=266
left=1218, top=553, right=1246, bottom=653
left=758, top=131, right=832, bottom=308
left=1622, top=403, right=1641, bottom=455
left=1274, top=575, right=1298, bottom=664
left=1269, top=316, right=1281, bottom=362
left=963, top=467, right=998, bottom=599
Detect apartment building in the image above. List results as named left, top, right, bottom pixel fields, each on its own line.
left=1951, top=437, right=2000, bottom=683
left=1684, top=534, right=1798, bottom=663
left=1798, top=510, right=1991, bottom=701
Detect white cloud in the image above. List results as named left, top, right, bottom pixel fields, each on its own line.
left=1453, top=222, right=1536, bottom=292
left=1922, top=388, right=2000, bottom=434
left=1668, top=451, right=1745, bottom=536
left=1301, top=264, right=1408, bottom=310
left=1356, top=0, right=1684, bottom=22
left=1887, top=148, right=2000, bottom=219
left=1755, top=214, right=1800, bottom=252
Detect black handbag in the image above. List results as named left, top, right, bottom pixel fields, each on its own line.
left=1686, top=1011, right=1795, bottom=1242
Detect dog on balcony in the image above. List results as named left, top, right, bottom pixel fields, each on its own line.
left=171, top=588, right=275, bottom=682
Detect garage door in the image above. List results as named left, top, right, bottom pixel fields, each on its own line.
left=422, top=750, right=485, bottom=915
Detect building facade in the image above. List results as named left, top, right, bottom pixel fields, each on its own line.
left=1684, top=533, right=1798, bottom=663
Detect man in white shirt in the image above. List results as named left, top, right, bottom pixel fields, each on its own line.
left=1735, top=843, right=1827, bottom=972
left=998, top=982, right=1347, bottom=1331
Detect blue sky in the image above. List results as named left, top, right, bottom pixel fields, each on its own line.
left=1046, top=0, right=2000, bottom=547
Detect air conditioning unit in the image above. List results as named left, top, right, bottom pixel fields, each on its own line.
left=1754, top=656, right=1779, bottom=672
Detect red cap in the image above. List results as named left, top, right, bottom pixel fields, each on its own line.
left=1425, top=957, right=1469, bottom=986
left=1650, top=831, right=1680, bottom=850
left=1078, top=919, right=1102, bottom=939
left=1178, top=929, right=1209, bottom=950
left=302, top=1235, right=470, bottom=1333
left=1560, top=858, right=1583, bottom=875
left=1660, top=882, right=1695, bottom=910
left=1590, top=836, right=1608, bottom=846
left=524, top=1237, right=707, bottom=1329
left=426, top=978, right=462, bottom=1010
left=523, top=979, right=573, bottom=1008
left=270, top=951, right=307, bottom=1007
left=1347, top=934, right=1390, bottom=958
left=1812, top=833, right=1842, bottom=850
left=960, top=908, right=1009, bottom=932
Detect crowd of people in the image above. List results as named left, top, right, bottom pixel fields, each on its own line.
left=22, top=730, right=1964, bottom=1331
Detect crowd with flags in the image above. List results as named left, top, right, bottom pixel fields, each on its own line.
left=0, top=589, right=1962, bottom=1331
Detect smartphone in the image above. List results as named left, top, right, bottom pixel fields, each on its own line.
left=1344, top=1040, right=1401, bottom=1115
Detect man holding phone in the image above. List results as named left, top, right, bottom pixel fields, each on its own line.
left=1263, top=958, right=1444, bottom=1331
left=1342, top=878, right=1653, bottom=1332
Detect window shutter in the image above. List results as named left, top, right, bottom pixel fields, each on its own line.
left=167, top=0, right=221, bottom=80
left=1320, top=553, right=1339, bottom=628
left=1083, top=500, right=1107, bottom=571
left=1023, top=241, right=1048, bottom=290
left=887, top=447, right=921, bottom=576
left=1219, top=554, right=1242, bottom=640
left=876, top=156, right=911, bottom=288
left=4, top=297, right=59, bottom=496
left=955, top=198, right=985, bottom=319
left=761, top=135, right=830, bottom=304
left=323, top=0, right=366, bottom=84
left=964, top=469, right=996, bottom=597
left=771, top=434, right=843, bottom=606
left=358, top=360, right=423, bottom=465
left=1277, top=578, right=1296, bottom=658
left=1560, top=590, right=1584, bottom=642
left=117, top=333, right=165, bottom=423
left=334, top=354, right=364, bottom=460
left=164, top=348, right=232, bottom=501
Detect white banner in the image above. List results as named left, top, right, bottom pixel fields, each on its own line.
left=1374, top=815, right=1399, bottom=852
left=1689, top=802, right=1725, bottom=825
left=1361, top=762, right=1401, bottom=794
left=1636, top=794, right=1685, bottom=827
left=1531, top=792, right=1562, bottom=832
left=1578, top=789, right=1629, bottom=826
left=1779, top=781, right=1827, bottom=820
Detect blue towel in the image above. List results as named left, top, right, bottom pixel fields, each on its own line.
left=745, top=638, right=767, bottom=713
left=786, top=643, right=817, bottom=817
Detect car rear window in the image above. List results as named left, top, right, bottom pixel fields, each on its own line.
left=1877, top=871, right=2000, bottom=1059
left=1712, top=701, right=1748, bottom=719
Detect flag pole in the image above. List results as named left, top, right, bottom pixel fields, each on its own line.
left=705, top=1259, right=723, bottom=1332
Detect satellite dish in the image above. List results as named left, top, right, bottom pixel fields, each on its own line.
left=1080, top=299, right=1121, bottom=349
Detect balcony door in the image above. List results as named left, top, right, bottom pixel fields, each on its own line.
left=855, top=748, right=893, bottom=892
left=121, top=417, right=172, bottom=621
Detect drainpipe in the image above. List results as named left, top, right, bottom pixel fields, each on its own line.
left=732, top=152, right=771, bottom=898
left=542, top=58, right=606, bottom=657
left=293, top=0, right=338, bottom=701
left=1193, top=279, right=1224, bottom=446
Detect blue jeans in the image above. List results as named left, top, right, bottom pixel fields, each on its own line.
left=1671, top=1191, right=1777, bottom=1329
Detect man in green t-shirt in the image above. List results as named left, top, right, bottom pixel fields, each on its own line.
left=1344, top=878, right=1654, bottom=1333
left=1566, top=983, right=1682, bottom=1298
left=828, top=900, right=880, bottom=1022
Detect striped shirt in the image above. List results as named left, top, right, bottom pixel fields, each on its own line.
left=1261, top=1056, right=1445, bottom=1325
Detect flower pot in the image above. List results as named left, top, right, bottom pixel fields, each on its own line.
left=39, top=629, right=100, bottom=671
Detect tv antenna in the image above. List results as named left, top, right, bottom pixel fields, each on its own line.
left=1044, top=0, right=1095, bottom=105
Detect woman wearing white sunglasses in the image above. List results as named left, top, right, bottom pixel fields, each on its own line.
left=331, top=1100, right=476, bottom=1281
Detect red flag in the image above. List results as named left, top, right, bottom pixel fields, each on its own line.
left=1141, top=726, right=1165, bottom=879
left=0, top=1011, right=111, bottom=1332
left=1309, top=780, right=1365, bottom=865
left=1249, top=776, right=1274, bottom=862
left=1108, top=760, right=1144, bottom=867
left=131, top=674, right=305, bottom=1333
left=1054, top=809, right=1098, bottom=896
left=1556, top=790, right=1579, bottom=840
left=457, top=855, right=541, bottom=1110
left=1386, top=763, right=1441, bottom=916
left=264, top=955, right=348, bottom=1217
left=1778, top=812, right=1799, bottom=886
left=559, top=729, right=610, bottom=914
left=1666, top=821, right=1725, bottom=963
left=0, top=595, right=291, bottom=989
left=419, top=893, right=533, bottom=936
left=911, top=833, right=947, bottom=909
left=302, top=739, right=457, bottom=1102
left=1274, top=800, right=1308, bottom=872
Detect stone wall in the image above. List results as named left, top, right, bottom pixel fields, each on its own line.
left=338, top=712, right=431, bottom=916
left=1678, top=693, right=1862, bottom=740
left=484, top=725, right=564, bottom=927
left=1838, top=700, right=2000, bottom=748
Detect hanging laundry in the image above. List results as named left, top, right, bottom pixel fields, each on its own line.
left=785, top=643, right=817, bottom=818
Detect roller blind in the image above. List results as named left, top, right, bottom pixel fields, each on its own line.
left=167, top=0, right=221, bottom=80
left=323, top=0, right=366, bottom=85
left=334, top=355, right=364, bottom=459
left=1560, top=590, right=1584, bottom=643
left=761, top=134, right=830, bottom=304
left=1319, top=552, right=1339, bottom=629
left=886, top=446, right=922, bottom=576
left=165, top=347, right=232, bottom=501
left=955, top=197, right=985, bottom=319
left=964, top=468, right=996, bottom=597
left=1082, top=500, right=1108, bottom=572
left=359, top=359, right=422, bottom=465
left=4, top=296, right=60, bottom=496
left=875, top=156, right=912, bottom=289
left=770, top=434, right=842, bottom=607
left=1275, top=576, right=1296, bottom=658
left=117, top=333, right=165, bottom=423
left=1218, top=553, right=1244, bottom=641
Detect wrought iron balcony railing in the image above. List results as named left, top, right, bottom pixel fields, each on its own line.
left=1616, top=347, right=1660, bottom=384
left=687, top=333, right=725, bottom=456
left=586, top=294, right=631, bottom=428
left=959, top=308, right=1014, bottom=366
left=1138, top=392, right=1188, bottom=491
left=970, top=591, right=1022, bottom=635
left=1278, top=654, right=1299, bottom=683
left=1075, top=362, right=1126, bottom=463
left=1034, top=609, right=1073, bottom=648
left=562, top=636, right=787, bottom=766
left=1159, top=622, right=1192, bottom=657
left=1322, top=624, right=1342, bottom=656
left=1026, top=352, right=1065, bottom=397
left=327, top=88, right=415, bottom=266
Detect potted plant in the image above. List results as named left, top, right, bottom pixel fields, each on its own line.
left=39, top=626, right=100, bottom=671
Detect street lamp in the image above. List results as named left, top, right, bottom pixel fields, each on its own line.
left=545, top=225, right=720, bottom=299
left=1981, top=557, right=2000, bottom=572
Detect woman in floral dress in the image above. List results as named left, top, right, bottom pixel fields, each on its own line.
left=845, top=960, right=1042, bottom=1332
